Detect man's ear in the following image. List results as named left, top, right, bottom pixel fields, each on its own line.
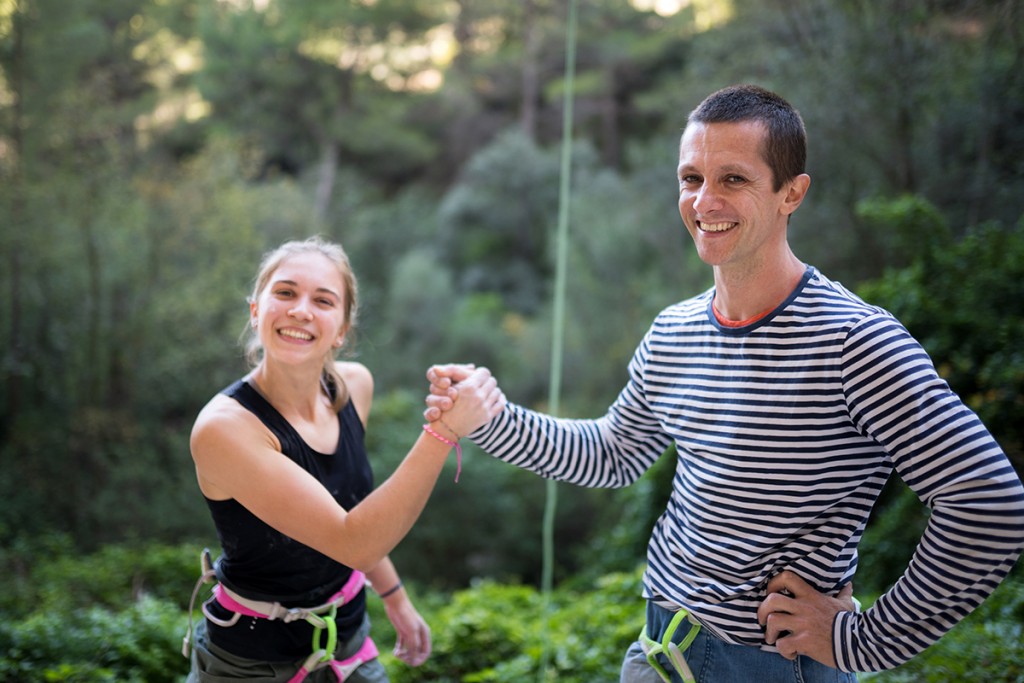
left=781, top=173, right=811, bottom=217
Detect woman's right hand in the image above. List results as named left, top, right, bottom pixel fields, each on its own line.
left=423, top=363, right=477, bottom=423
left=427, top=365, right=504, bottom=437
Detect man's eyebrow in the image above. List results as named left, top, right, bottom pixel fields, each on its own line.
left=677, top=163, right=755, bottom=176
left=719, top=163, right=753, bottom=175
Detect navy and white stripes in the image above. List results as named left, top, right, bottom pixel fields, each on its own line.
left=472, top=266, right=1024, bottom=672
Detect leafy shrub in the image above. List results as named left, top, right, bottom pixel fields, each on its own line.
left=4, top=540, right=1021, bottom=682
left=381, top=568, right=646, bottom=683
left=855, top=481, right=930, bottom=596
left=0, top=596, right=188, bottom=683
left=862, top=567, right=1024, bottom=682
left=0, top=535, right=207, bottom=615
left=858, top=204, right=1024, bottom=468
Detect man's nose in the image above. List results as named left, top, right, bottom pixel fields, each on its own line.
left=693, top=183, right=722, bottom=213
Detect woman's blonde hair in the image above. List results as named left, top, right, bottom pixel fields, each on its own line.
left=243, top=236, right=358, bottom=411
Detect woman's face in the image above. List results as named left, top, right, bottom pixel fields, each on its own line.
left=250, top=251, right=348, bottom=366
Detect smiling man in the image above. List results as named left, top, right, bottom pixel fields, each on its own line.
left=425, top=84, right=1024, bottom=683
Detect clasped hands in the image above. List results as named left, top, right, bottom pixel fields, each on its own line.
left=424, top=364, right=506, bottom=436
left=424, top=363, right=489, bottom=424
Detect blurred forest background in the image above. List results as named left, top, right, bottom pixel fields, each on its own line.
left=1, top=0, right=1023, bottom=680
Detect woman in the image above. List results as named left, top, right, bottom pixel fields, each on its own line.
left=184, top=236, right=504, bottom=682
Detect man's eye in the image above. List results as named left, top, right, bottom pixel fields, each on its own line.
left=726, top=175, right=746, bottom=184
left=679, top=175, right=701, bottom=185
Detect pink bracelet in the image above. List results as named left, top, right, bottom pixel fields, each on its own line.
left=423, top=424, right=462, bottom=483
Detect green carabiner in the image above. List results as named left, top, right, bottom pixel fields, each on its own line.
left=640, top=608, right=700, bottom=683
left=311, top=605, right=339, bottom=662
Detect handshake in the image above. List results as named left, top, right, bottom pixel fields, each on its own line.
left=421, top=363, right=506, bottom=440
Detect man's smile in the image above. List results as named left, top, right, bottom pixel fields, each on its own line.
left=698, top=221, right=736, bottom=233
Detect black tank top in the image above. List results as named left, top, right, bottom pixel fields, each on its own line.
left=203, top=378, right=373, bottom=660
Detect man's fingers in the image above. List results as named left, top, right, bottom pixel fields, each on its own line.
left=426, top=363, right=476, bottom=385
left=758, top=571, right=844, bottom=668
left=756, top=591, right=792, bottom=625
left=765, top=570, right=813, bottom=598
left=836, top=582, right=856, bottom=612
left=762, top=611, right=793, bottom=644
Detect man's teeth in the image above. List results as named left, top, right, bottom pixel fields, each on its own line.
left=701, top=222, right=734, bottom=232
left=280, top=329, right=313, bottom=340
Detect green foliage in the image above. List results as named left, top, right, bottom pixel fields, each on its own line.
left=196, top=0, right=441, bottom=186
left=855, top=481, right=930, bottom=597
left=4, top=543, right=1024, bottom=682
left=0, top=536, right=206, bottom=616
left=0, top=540, right=201, bottom=682
left=856, top=194, right=951, bottom=269
left=862, top=566, right=1024, bottom=683
left=858, top=200, right=1024, bottom=468
left=0, top=597, right=187, bottom=683
left=382, top=569, right=646, bottom=683
left=0, top=540, right=646, bottom=683
left=438, top=128, right=562, bottom=314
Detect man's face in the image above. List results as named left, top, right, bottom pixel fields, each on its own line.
left=677, top=120, right=801, bottom=272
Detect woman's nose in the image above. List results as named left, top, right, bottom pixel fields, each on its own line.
left=289, top=299, right=313, bottom=320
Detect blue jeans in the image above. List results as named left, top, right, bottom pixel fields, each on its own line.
left=619, top=602, right=857, bottom=683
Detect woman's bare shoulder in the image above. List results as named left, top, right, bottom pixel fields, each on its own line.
left=335, top=361, right=373, bottom=421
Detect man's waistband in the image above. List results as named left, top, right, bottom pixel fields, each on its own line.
left=646, top=600, right=702, bottom=645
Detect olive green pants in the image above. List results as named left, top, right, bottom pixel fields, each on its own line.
left=187, top=614, right=388, bottom=683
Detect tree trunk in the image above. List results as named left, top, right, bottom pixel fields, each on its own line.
left=313, top=138, right=339, bottom=225
left=5, top=2, right=26, bottom=418
left=520, top=0, right=540, bottom=141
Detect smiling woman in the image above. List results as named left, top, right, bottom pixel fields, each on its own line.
left=184, top=236, right=506, bottom=683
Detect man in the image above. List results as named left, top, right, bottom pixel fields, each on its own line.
left=425, top=84, right=1024, bottom=682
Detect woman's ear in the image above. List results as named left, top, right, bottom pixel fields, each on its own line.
left=249, top=301, right=259, bottom=328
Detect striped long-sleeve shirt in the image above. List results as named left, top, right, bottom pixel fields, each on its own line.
left=471, top=266, right=1024, bottom=672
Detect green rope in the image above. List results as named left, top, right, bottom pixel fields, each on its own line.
left=538, top=0, right=578, bottom=679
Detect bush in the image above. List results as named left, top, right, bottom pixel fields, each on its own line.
left=380, top=567, right=646, bottom=683
left=0, top=597, right=188, bottom=683
left=0, top=535, right=207, bottom=615
left=0, top=538, right=206, bottom=683
left=4, top=540, right=1021, bottom=682
left=862, top=566, right=1024, bottom=682
left=857, top=205, right=1024, bottom=468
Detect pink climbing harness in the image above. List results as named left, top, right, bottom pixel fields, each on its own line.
left=183, top=549, right=378, bottom=682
